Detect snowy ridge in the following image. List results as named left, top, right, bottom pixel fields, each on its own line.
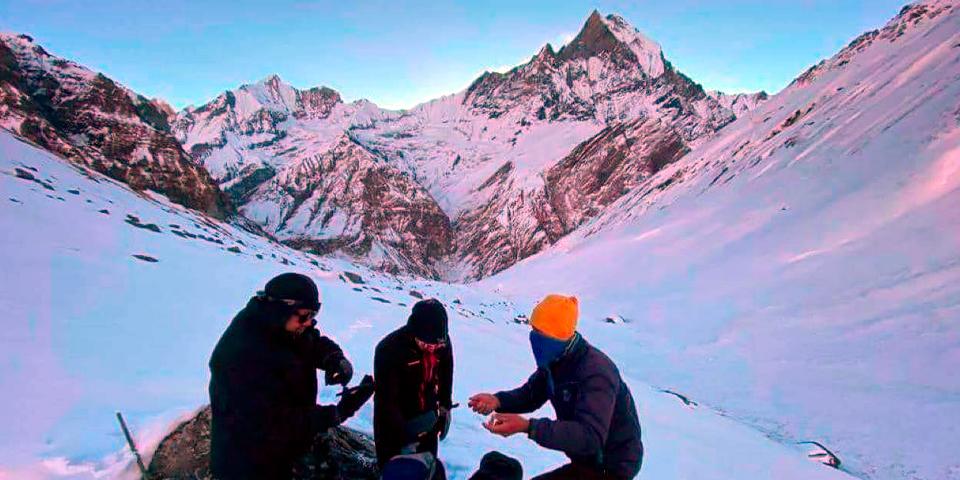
left=708, top=90, right=770, bottom=118
left=0, top=33, right=231, bottom=218
left=485, top=1, right=960, bottom=478
left=580, top=11, right=666, bottom=77
left=174, top=74, right=389, bottom=182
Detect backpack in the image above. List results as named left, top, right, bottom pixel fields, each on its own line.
left=381, top=452, right=438, bottom=480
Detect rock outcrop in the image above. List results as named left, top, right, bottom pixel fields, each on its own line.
left=147, top=405, right=378, bottom=480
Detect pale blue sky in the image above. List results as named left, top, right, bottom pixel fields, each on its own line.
left=1, top=0, right=907, bottom=110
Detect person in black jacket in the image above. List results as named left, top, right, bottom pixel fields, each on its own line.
left=209, top=273, right=374, bottom=480
left=374, top=299, right=454, bottom=478
left=469, top=295, right=643, bottom=480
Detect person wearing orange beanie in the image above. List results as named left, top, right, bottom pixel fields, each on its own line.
left=469, top=295, right=643, bottom=479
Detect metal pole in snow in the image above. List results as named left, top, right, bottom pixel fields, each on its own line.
left=116, top=411, right=150, bottom=479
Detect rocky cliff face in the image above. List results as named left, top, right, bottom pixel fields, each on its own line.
left=542, top=117, right=690, bottom=236
left=242, top=133, right=453, bottom=278
left=0, top=33, right=231, bottom=218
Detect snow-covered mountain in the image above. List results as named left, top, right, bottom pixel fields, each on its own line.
left=0, top=33, right=232, bottom=218
left=485, top=1, right=960, bottom=479
left=174, top=11, right=763, bottom=279
left=708, top=90, right=770, bottom=118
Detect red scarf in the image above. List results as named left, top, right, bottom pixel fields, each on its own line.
left=416, top=339, right=442, bottom=410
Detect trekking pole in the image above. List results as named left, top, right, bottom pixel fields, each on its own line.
left=116, top=411, right=150, bottom=479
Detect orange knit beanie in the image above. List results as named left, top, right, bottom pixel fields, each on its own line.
left=530, top=294, right=579, bottom=341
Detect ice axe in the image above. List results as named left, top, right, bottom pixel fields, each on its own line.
left=116, top=411, right=150, bottom=479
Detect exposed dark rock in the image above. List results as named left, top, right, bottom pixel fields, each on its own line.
left=148, top=405, right=379, bottom=480
left=14, top=167, right=35, bottom=180
left=797, top=441, right=842, bottom=469
left=341, top=271, right=365, bottom=284
left=604, top=315, right=628, bottom=324
left=13, top=167, right=55, bottom=190
left=125, top=214, right=162, bottom=233
left=660, top=389, right=697, bottom=407
left=132, top=254, right=159, bottom=263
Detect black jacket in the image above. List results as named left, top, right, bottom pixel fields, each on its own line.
left=373, top=325, right=454, bottom=467
left=209, top=297, right=347, bottom=479
left=495, top=337, right=643, bottom=479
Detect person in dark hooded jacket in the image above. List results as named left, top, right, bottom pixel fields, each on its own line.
left=209, top=273, right=374, bottom=480
left=374, top=299, right=454, bottom=478
left=469, top=295, right=643, bottom=480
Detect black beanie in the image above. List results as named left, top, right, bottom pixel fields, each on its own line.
left=407, top=298, right=448, bottom=343
left=262, top=273, right=321, bottom=310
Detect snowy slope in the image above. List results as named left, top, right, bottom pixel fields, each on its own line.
left=483, top=2, right=960, bottom=479
left=0, top=129, right=850, bottom=479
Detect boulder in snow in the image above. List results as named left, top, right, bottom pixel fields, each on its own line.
left=604, top=314, right=627, bottom=324
left=147, top=405, right=379, bottom=479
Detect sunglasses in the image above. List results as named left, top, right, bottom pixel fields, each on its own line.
left=293, top=309, right=318, bottom=324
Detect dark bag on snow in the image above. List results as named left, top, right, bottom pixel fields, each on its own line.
left=381, top=452, right=437, bottom=480
left=468, top=451, right=523, bottom=480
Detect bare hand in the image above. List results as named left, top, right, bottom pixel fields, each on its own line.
left=483, top=413, right=530, bottom=437
left=468, top=393, right=500, bottom=415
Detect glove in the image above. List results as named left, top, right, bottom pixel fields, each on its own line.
left=437, top=406, right=452, bottom=441
left=337, top=374, right=375, bottom=420
left=324, top=357, right=353, bottom=386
